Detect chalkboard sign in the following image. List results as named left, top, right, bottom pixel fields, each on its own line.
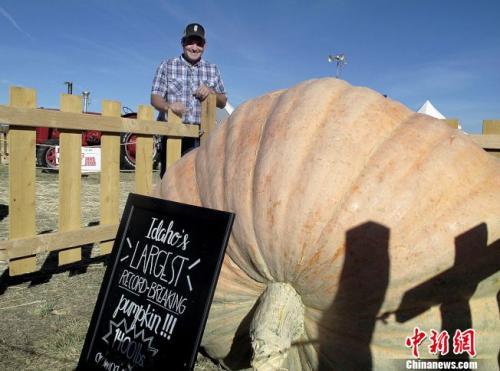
left=78, top=193, right=235, bottom=371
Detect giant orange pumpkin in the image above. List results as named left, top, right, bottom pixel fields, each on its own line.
left=155, top=78, right=500, bottom=370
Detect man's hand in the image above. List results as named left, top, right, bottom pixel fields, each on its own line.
left=168, top=101, right=187, bottom=116
left=193, top=84, right=213, bottom=101
left=151, top=94, right=187, bottom=117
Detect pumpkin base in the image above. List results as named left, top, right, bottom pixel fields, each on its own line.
left=250, top=282, right=305, bottom=371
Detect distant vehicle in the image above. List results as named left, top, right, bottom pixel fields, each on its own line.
left=35, top=102, right=235, bottom=171
left=35, top=110, right=160, bottom=171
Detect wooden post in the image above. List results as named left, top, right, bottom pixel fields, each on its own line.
left=58, top=94, right=83, bottom=265
left=8, top=87, right=37, bottom=275
left=135, top=105, right=154, bottom=195
left=444, top=118, right=459, bottom=129
left=166, top=111, right=182, bottom=170
left=200, top=94, right=216, bottom=145
left=100, top=100, right=121, bottom=255
left=483, top=120, right=500, bottom=158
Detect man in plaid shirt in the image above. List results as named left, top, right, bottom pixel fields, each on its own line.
left=151, top=23, right=227, bottom=177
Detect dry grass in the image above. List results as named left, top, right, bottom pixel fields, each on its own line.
left=0, top=165, right=223, bottom=370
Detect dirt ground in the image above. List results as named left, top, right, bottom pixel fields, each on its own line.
left=0, top=165, right=223, bottom=370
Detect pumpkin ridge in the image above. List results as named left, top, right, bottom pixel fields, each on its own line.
left=252, top=80, right=372, bottom=285
left=396, top=149, right=497, bottom=250
left=193, top=133, right=212, bottom=208
left=296, top=323, right=318, bottom=370
left=159, top=150, right=201, bottom=205
left=413, top=173, right=499, bottom=241
left=267, top=80, right=340, bottom=283
left=390, top=119, right=491, bottom=219
left=224, top=90, right=287, bottom=283
left=278, top=81, right=352, bottom=285
left=301, top=321, right=323, bottom=367
left=334, top=114, right=451, bottom=229
left=247, top=90, right=290, bottom=282
left=381, top=133, right=499, bottom=276
left=194, top=97, right=280, bottom=283
left=249, top=82, right=317, bottom=283
left=292, top=92, right=411, bottom=289
left=383, top=115, right=454, bottom=201
left=223, top=251, right=267, bottom=292
left=192, top=150, right=203, bottom=207
left=197, top=96, right=260, bottom=279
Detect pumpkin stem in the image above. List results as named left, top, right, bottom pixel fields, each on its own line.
left=250, top=282, right=305, bottom=371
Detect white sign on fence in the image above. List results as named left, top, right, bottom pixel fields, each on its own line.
left=55, top=146, right=101, bottom=173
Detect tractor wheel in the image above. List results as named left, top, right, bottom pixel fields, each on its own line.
left=120, top=133, right=161, bottom=171
left=36, top=139, right=59, bottom=171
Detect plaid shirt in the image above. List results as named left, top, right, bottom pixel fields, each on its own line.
left=151, top=55, right=226, bottom=124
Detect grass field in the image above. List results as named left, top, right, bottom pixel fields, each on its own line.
left=0, top=165, right=222, bottom=370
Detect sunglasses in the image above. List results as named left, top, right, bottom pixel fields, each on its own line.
left=183, top=37, right=205, bottom=47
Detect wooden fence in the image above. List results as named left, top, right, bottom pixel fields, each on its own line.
left=0, top=87, right=499, bottom=277
left=0, top=86, right=216, bottom=276
left=444, top=118, right=500, bottom=158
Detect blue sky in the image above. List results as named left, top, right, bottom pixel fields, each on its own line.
left=1, top=0, right=499, bottom=133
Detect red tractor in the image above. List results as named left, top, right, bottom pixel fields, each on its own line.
left=35, top=110, right=161, bottom=171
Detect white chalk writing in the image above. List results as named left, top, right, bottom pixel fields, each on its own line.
left=129, top=242, right=189, bottom=288
left=145, top=218, right=190, bottom=250
left=113, top=294, right=162, bottom=334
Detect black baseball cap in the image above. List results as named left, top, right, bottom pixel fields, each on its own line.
left=183, top=23, right=205, bottom=41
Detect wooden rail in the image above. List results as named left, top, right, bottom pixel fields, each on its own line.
left=0, top=86, right=216, bottom=276
left=469, top=134, right=500, bottom=150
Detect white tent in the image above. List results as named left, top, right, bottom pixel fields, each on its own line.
left=417, top=100, right=463, bottom=131
left=417, top=100, right=446, bottom=119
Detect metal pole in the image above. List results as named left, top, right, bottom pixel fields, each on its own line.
left=82, top=91, right=90, bottom=113
left=64, top=81, right=73, bottom=94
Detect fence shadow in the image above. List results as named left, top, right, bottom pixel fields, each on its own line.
left=318, top=222, right=390, bottom=371
left=388, top=223, right=500, bottom=362
left=0, top=222, right=109, bottom=295
left=317, top=222, right=499, bottom=370
left=0, top=250, right=108, bottom=296
left=0, top=203, right=8, bottom=221
left=0, top=221, right=109, bottom=295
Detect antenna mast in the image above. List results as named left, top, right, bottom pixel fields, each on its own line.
left=328, top=54, right=347, bottom=78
